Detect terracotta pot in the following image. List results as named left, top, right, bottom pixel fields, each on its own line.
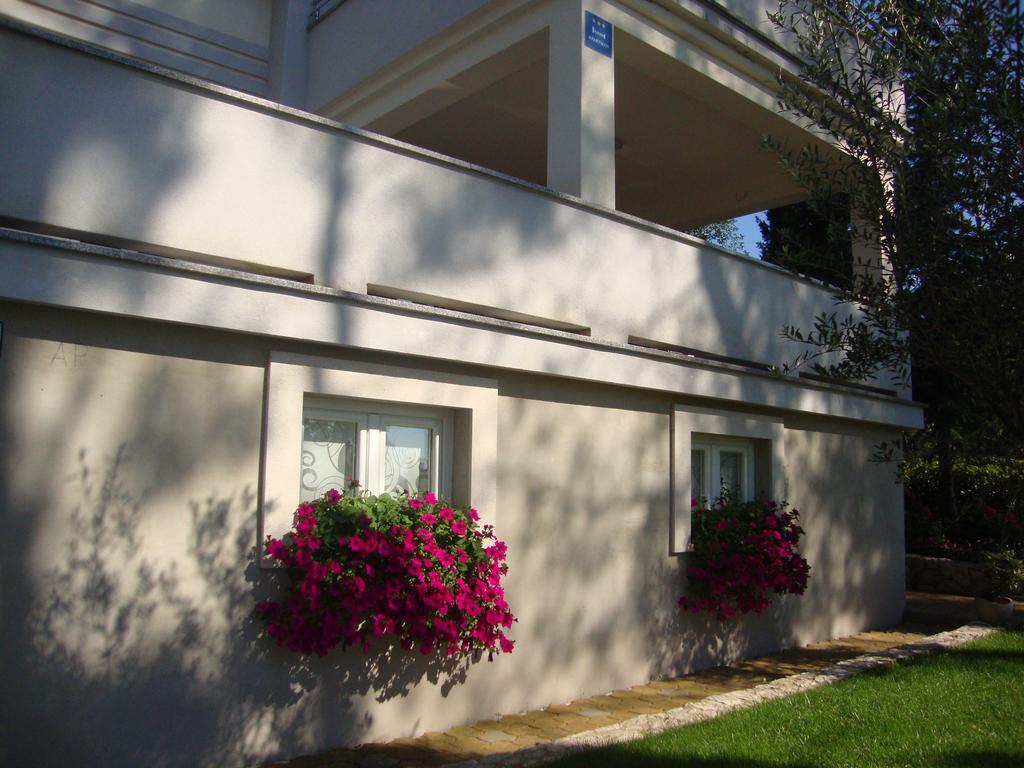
left=975, top=595, right=1015, bottom=625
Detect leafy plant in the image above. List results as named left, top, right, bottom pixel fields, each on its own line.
left=903, top=458, right=1024, bottom=559
left=767, top=1, right=1024, bottom=453
left=679, top=499, right=810, bottom=621
left=982, top=549, right=1024, bottom=598
left=255, top=486, right=515, bottom=657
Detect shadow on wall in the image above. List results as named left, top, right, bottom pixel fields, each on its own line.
left=5, top=444, right=478, bottom=767
left=485, top=376, right=905, bottom=717
left=483, top=378, right=808, bottom=715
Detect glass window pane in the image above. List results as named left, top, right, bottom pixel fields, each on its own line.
left=691, top=449, right=706, bottom=506
left=719, top=450, right=743, bottom=502
left=383, top=424, right=432, bottom=495
left=301, top=418, right=357, bottom=502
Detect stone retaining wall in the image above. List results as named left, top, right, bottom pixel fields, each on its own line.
left=906, top=553, right=993, bottom=596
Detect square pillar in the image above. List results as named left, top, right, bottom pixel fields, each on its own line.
left=547, top=1, right=616, bottom=208
left=269, top=0, right=310, bottom=108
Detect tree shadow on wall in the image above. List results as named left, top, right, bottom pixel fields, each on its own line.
left=16, top=446, right=474, bottom=767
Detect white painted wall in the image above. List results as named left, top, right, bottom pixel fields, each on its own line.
left=0, top=16, right=911, bottom=768
left=0, top=26, right=864, bottom=375
left=0, top=0, right=274, bottom=93
left=0, top=300, right=907, bottom=767
left=306, top=0, right=491, bottom=111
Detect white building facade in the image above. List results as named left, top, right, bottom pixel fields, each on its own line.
left=0, top=1, right=920, bottom=765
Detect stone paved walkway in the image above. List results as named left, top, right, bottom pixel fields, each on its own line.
left=266, top=593, right=1020, bottom=768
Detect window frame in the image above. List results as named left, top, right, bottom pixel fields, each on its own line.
left=690, top=435, right=756, bottom=507
left=261, top=353, right=498, bottom=567
left=301, top=396, right=455, bottom=500
left=672, top=405, right=786, bottom=554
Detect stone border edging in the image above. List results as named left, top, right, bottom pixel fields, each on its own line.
left=450, top=624, right=996, bottom=767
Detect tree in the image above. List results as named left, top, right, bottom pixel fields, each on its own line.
left=757, top=200, right=853, bottom=286
left=686, top=218, right=748, bottom=254
left=767, top=0, right=1024, bottom=461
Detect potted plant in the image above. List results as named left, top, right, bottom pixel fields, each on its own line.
left=255, top=485, right=516, bottom=658
left=975, top=549, right=1023, bottom=625
left=679, top=498, right=810, bottom=621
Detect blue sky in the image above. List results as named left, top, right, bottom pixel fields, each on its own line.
left=735, top=211, right=766, bottom=257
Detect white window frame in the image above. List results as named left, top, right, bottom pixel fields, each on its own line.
left=261, top=353, right=498, bottom=566
left=302, top=397, right=454, bottom=499
left=690, top=436, right=755, bottom=507
left=672, top=405, right=786, bottom=554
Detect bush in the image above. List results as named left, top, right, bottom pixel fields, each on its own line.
left=255, top=487, right=515, bottom=658
left=982, top=550, right=1024, bottom=598
left=679, top=499, right=810, bottom=621
left=903, top=458, right=1024, bottom=560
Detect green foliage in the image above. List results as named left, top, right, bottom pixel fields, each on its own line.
left=758, top=200, right=853, bottom=287
left=681, top=499, right=810, bottom=620
left=903, top=457, right=1024, bottom=558
left=767, top=1, right=1024, bottom=450
left=686, top=218, right=747, bottom=254
left=982, top=549, right=1024, bottom=597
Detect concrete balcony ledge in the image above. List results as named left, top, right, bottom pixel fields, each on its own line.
left=0, top=226, right=923, bottom=429
left=1, top=17, right=879, bottom=380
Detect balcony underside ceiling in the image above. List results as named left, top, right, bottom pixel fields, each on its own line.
left=364, top=28, right=830, bottom=231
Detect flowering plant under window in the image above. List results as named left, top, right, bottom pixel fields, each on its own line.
left=256, top=486, right=515, bottom=657
left=679, top=498, right=810, bottom=621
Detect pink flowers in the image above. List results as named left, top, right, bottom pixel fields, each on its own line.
left=256, top=489, right=516, bottom=658
left=679, top=498, right=810, bottom=621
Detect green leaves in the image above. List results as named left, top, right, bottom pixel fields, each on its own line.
left=768, top=0, right=1024, bottom=449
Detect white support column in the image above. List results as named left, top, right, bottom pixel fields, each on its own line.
left=546, top=0, right=616, bottom=208
left=268, top=0, right=310, bottom=108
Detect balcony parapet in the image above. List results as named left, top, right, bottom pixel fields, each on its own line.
left=0, top=17, right=886, bottom=391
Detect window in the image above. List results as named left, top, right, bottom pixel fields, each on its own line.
left=690, top=437, right=755, bottom=505
left=261, top=353, right=498, bottom=564
left=672, top=406, right=786, bottom=554
left=300, top=398, right=454, bottom=500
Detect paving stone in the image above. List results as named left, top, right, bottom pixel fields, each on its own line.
left=601, top=696, right=666, bottom=715
left=517, top=718, right=578, bottom=739
left=541, top=704, right=578, bottom=716
left=576, top=707, right=612, bottom=718
left=468, top=739, right=521, bottom=756
left=476, top=730, right=515, bottom=744
left=489, top=719, right=546, bottom=738
left=653, top=687, right=696, bottom=699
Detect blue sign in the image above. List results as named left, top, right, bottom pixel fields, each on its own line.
left=584, top=11, right=612, bottom=57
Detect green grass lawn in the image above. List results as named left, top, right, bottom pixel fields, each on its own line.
left=550, top=628, right=1024, bottom=768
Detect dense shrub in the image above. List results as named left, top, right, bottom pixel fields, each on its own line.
left=679, top=499, right=810, bottom=621
left=256, top=487, right=515, bottom=658
left=903, top=458, right=1024, bottom=560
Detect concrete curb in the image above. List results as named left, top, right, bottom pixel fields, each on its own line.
left=449, top=623, right=997, bottom=767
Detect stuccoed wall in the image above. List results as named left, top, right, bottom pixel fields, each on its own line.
left=0, top=25, right=857, bottom=373
left=0, top=0, right=273, bottom=93
left=307, top=0, right=492, bottom=111
left=0, top=300, right=905, bottom=767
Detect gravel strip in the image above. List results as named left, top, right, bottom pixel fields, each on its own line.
left=447, top=623, right=996, bottom=767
